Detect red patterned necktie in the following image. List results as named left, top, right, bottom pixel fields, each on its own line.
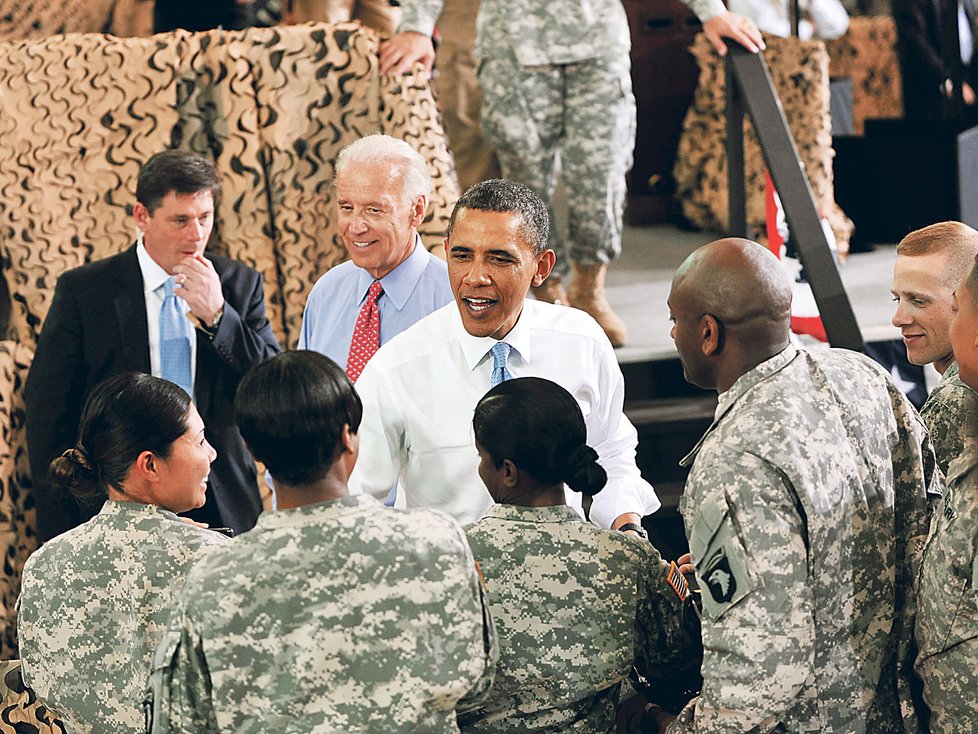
left=346, top=280, right=384, bottom=382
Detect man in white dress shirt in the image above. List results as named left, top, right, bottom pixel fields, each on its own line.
left=350, top=179, right=658, bottom=532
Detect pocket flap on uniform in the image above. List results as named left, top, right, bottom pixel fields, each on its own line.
left=144, top=626, right=181, bottom=734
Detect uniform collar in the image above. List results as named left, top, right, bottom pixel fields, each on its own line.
left=481, top=502, right=583, bottom=524
left=680, top=345, right=798, bottom=467
left=455, top=298, right=533, bottom=371
left=254, top=494, right=381, bottom=531
left=354, top=233, right=429, bottom=311
left=941, top=359, right=962, bottom=385
left=99, top=498, right=180, bottom=522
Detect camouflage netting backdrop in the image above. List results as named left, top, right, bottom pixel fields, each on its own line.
left=825, top=15, right=903, bottom=135
left=673, top=34, right=854, bottom=255
left=0, top=21, right=459, bottom=660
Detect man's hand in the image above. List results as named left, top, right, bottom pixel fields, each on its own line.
left=965, top=82, right=976, bottom=105
left=174, top=255, right=225, bottom=326
left=702, top=12, right=765, bottom=56
left=380, top=32, right=436, bottom=76
left=677, top=552, right=695, bottom=576
left=646, top=704, right=678, bottom=734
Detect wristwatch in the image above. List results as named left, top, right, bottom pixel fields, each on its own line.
left=200, top=306, right=224, bottom=338
left=617, top=522, right=648, bottom=540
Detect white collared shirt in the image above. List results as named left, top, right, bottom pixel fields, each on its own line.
left=136, top=239, right=197, bottom=389
left=349, top=299, right=659, bottom=528
left=960, top=1, right=974, bottom=65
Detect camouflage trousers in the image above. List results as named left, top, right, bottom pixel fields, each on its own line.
left=478, top=52, right=636, bottom=277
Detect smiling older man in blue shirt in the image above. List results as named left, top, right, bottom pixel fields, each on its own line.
left=298, top=134, right=452, bottom=376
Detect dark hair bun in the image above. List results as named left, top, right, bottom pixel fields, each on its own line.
left=564, top=444, right=607, bottom=496
left=49, top=446, right=102, bottom=500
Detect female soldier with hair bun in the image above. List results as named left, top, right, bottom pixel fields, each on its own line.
left=461, top=377, right=697, bottom=733
left=17, top=372, right=229, bottom=734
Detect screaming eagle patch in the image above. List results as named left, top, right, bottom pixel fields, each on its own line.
left=703, top=547, right=737, bottom=604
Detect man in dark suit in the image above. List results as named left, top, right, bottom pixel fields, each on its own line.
left=896, top=0, right=978, bottom=122
left=25, top=150, right=281, bottom=542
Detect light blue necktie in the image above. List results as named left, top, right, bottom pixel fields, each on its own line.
left=490, top=342, right=513, bottom=388
left=160, top=276, right=193, bottom=396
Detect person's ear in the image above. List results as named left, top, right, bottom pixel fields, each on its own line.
left=700, top=314, right=723, bottom=356
left=133, top=450, right=160, bottom=483
left=341, top=424, right=358, bottom=456
left=409, top=195, right=428, bottom=228
left=339, top=423, right=360, bottom=476
left=532, top=249, right=557, bottom=287
left=501, top=458, right=519, bottom=488
left=133, top=202, right=150, bottom=233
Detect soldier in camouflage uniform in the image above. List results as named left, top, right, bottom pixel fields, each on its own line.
left=891, top=221, right=978, bottom=475
left=17, top=373, right=228, bottom=734
left=665, top=239, right=935, bottom=733
left=460, top=377, right=697, bottom=733
left=146, top=351, right=496, bottom=734
left=379, top=0, right=764, bottom=347
left=915, top=254, right=978, bottom=732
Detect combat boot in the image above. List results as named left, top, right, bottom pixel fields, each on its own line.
left=567, top=262, right=627, bottom=347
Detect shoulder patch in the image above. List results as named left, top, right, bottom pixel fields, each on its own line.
left=703, top=548, right=737, bottom=604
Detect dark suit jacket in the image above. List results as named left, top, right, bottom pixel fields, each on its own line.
left=25, top=245, right=281, bottom=542
left=896, top=0, right=977, bottom=120
left=153, top=0, right=256, bottom=32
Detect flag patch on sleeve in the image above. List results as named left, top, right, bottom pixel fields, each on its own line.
left=667, top=561, right=690, bottom=602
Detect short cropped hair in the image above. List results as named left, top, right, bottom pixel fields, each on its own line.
left=136, top=150, right=221, bottom=214
left=234, top=351, right=362, bottom=486
left=447, top=179, right=550, bottom=255
left=897, top=221, right=978, bottom=288
left=966, top=255, right=978, bottom=303
left=334, top=134, right=432, bottom=203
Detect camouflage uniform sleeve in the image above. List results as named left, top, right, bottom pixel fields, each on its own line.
left=920, top=388, right=974, bottom=478
left=395, top=0, right=445, bottom=36
left=633, top=543, right=704, bottom=714
left=668, top=452, right=814, bottom=733
left=146, top=606, right=219, bottom=734
left=455, top=525, right=499, bottom=713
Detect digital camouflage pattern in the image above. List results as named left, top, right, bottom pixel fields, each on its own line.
left=915, top=411, right=978, bottom=733
left=146, top=494, right=497, bottom=734
left=670, top=346, right=934, bottom=734
left=476, top=53, right=635, bottom=275
left=396, top=0, right=725, bottom=275
left=459, top=504, right=696, bottom=733
left=919, top=360, right=978, bottom=476
left=16, top=500, right=229, bottom=734
left=397, top=0, right=726, bottom=65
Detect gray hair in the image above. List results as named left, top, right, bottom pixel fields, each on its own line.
left=448, top=179, right=550, bottom=255
left=334, top=134, right=432, bottom=203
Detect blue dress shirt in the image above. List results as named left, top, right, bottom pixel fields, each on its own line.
left=298, top=237, right=453, bottom=367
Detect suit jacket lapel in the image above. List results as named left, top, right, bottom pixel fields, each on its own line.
left=114, top=244, right=152, bottom=374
